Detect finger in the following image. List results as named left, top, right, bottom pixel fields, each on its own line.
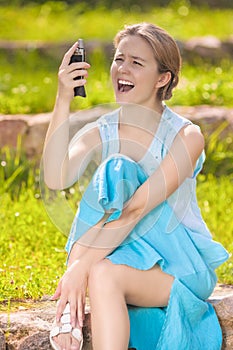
left=78, top=295, right=84, bottom=328
left=70, top=299, right=78, bottom=329
left=58, top=65, right=89, bottom=89
left=60, top=41, right=79, bottom=67
left=56, top=298, right=67, bottom=323
left=69, top=68, right=89, bottom=80
left=68, top=61, right=91, bottom=72
left=50, top=282, right=62, bottom=300
left=72, top=79, right=87, bottom=90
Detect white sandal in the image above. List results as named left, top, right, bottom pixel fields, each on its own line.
left=50, top=302, right=83, bottom=350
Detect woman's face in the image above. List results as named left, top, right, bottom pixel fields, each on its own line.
left=111, top=35, right=162, bottom=109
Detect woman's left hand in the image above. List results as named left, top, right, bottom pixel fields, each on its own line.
left=51, top=259, right=89, bottom=328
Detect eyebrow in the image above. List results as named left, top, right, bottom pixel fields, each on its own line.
left=131, top=55, right=147, bottom=62
left=115, top=53, right=147, bottom=62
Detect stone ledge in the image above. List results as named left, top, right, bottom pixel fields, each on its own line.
left=0, top=36, right=233, bottom=62
left=0, top=105, right=233, bottom=159
left=0, top=285, right=232, bottom=350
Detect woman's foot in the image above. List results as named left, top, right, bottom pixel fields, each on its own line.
left=51, top=331, right=83, bottom=350
left=50, top=303, right=83, bottom=350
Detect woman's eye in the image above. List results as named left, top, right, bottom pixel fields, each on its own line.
left=133, top=60, right=143, bottom=66
left=115, top=57, right=123, bottom=62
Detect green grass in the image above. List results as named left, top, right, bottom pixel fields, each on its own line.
left=0, top=174, right=232, bottom=305
left=204, top=123, right=233, bottom=177
left=0, top=50, right=58, bottom=114
left=0, top=137, right=40, bottom=199
left=0, top=2, right=232, bottom=306
left=0, top=190, right=67, bottom=302
left=0, top=50, right=233, bottom=114
left=1, top=3, right=233, bottom=41
left=0, top=127, right=232, bottom=305
left=0, top=4, right=233, bottom=114
left=197, top=175, right=233, bottom=283
left=171, top=60, right=233, bottom=107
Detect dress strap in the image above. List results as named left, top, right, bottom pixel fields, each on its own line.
left=97, top=109, right=120, bottom=161
left=157, top=106, right=192, bottom=159
left=158, top=106, right=205, bottom=177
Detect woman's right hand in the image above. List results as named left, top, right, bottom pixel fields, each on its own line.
left=57, top=42, right=90, bottom=103
left=51, top=259, right=89, bottom=328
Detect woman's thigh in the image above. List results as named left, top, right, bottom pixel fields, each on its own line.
left=90, top=259, right=174, bottom=308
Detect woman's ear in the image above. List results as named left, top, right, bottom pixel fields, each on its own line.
left=155, top=71, right=172, bottom=89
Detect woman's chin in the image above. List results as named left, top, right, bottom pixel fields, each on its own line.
left=115, top=93, right=134, bottom=105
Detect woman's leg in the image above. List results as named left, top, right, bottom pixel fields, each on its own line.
left=88, top=259, right=174, bottom=350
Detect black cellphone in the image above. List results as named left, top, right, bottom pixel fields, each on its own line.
left=69, top=39, right=86, bottom=98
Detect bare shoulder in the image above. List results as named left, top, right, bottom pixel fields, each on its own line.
left=176, top=123, right=205, bottom=153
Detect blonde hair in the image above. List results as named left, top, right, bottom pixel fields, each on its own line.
left=114, top=23, right=181, bottom=101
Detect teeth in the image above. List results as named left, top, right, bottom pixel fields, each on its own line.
left=118, top=79, right=134, bottom=86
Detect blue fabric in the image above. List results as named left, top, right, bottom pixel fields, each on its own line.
left=128, top=279, right=222, bottom=350
left=65, top=154, right=229, bottom=349
left=65, top=155, right=147, bottom=254
left=96, top=106, right=213, bottom=238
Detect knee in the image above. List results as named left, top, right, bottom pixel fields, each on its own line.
left=88, top=259, right=118, bottom=295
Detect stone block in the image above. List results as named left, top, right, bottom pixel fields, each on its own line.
left=0, top=285, right=232, bottom=349
left=0, top=106, right=233, bottom=160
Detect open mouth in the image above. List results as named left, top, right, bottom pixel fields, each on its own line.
left=118, top=79, right=135, bottom=92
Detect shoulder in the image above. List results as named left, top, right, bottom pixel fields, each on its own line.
left=165, top=106, right=204, bottom=158
left=97, top=108, right=119, bottom=128
left=163, top=105, right=191, bottom=129
left=165, top=106, right=204, bottom=144
left=179, top=123, right=204, bottom=148
left=171, top=124, right=205, bottom=169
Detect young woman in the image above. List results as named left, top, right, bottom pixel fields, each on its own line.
left=44, top=23, right=228, bottom=350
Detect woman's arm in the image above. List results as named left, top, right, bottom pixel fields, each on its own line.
left=72, top=123, right=205, bottom=261
left=43, top=42, right=93, bottom=190
left=55, top=124, right=204, bottom=327
left=126, top=124, right=205, bottom=218
left=55, top=211, right=139, bottom=327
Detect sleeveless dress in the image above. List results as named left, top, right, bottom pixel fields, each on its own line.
left=66, top=105, right=229, bottom=350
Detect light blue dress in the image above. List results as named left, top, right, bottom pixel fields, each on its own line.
left=66, top=106, right=229, bottom=349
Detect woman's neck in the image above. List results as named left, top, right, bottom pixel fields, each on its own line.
left=119, top=102, right=165, bottom=131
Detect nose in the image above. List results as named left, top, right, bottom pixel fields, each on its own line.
left=118, top=60, right=130, bottom=73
